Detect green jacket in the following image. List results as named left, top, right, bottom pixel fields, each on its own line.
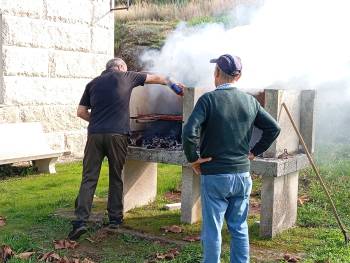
left=182, top=86, right=281, bottom=175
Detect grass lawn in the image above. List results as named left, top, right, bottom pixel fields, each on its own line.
left=1, top=145, right=350, bottom=262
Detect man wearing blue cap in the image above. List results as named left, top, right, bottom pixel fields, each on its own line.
left=182, top=54, right=281, bottom=263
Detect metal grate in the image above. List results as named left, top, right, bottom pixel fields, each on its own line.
left=130, top=114, right=183, bottom=122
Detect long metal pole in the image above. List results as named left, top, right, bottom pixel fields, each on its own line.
left=281, top=102, right=349, bottom=244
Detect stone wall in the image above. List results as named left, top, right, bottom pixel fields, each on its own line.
left=0, top=0, right=114, bottom=157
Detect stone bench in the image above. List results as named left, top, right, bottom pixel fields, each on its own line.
left=0, top=122, right=70, bottom=174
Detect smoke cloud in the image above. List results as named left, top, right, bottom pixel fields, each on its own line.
left=141, top=0, right=350, bottom=144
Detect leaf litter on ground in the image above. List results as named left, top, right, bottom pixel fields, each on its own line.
left=182, top=235, right=200, bottom=242
left=0, top=245, right=14, bottom=263
left=298, top=194, right=311, bottom=206
left=283, top=253, right=301, bottom=262
left=160, top=225, right=183, bottom=233
left=0, top=216, right=6, bottom=227
left=16, top=251, right=35, bottom=260
left=38, top=251, right=95, bottom=263
left=147, top=248, right=180, bottom=262
left=54, top=240, right=79, bottom=250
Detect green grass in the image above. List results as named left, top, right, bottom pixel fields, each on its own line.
left=187, top=14, right=233, bottom=27
left=1, top=146, right=350, bottom=262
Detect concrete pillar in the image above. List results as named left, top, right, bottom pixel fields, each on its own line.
left=260, top=171, right=299, bottom=238
left=263, top=89, right=302, bottom=158
left=0, top=13, right=3, bottom=104
left=181, top=166, right=201, bottom=224
left=122, top=160, right=157, bottom=212
left=300, top=90, right=316, bottom=154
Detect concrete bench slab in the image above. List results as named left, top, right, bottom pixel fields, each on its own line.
left=0, top=122, right=69, bottom=174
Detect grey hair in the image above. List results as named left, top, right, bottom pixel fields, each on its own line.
left=216, top=65, right=240, bottom=82
left=106, top=58, right=127, bottom=70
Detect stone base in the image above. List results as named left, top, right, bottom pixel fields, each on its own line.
left=180, top=166, right=201, bottom=224
left=33, top=157, right=58, bottom=173
left=260, top=171, right=299, bottom=238
left=122, top=160, right=157, bottom=212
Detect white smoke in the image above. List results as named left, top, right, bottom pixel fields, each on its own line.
left=142, top=0, right=350, bottom=90
left=141, top=0, right=350, bottom=143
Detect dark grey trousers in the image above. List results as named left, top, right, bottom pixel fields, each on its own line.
left=74, top=133, right=128, bottom=222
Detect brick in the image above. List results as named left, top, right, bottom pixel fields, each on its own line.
left=1, top=15, right=91, bottom=51
left=52, top=50, right=108, bottom=78
left=3, top=46, right=49, bottom=77
left=91, top=0, right=114, bottom=29
left=2, top=76, right=88, bottom=105
left=18, top=105, right=88, bottom=132
left=64, top=130, right=87, bottom=157
left=45, top=131, right=65, bottom=151
left=1, top=15, right=49, bottom=48
left=47, top=21, right=91, bottom=51
left=91, top=26, right=114, bottom=54
left=0, top=0, right=44, bottom=18
left=0, top=105, right=21, bottom=123
left=46, top=0, right=93, bottom=24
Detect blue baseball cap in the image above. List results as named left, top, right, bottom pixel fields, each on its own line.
left=210, top=54, right=242, bottom=76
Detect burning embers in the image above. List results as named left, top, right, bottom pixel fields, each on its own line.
left=130, top=114, right=183, bottom=150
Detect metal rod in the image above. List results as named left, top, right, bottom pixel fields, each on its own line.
left=281, top=102, right=349, bottom=244
left=110, top=7, right=129, bottom=11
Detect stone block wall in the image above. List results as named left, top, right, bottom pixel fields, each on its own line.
left=0, top=0, right=114, bottom=157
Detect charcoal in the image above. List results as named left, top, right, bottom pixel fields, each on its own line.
left=130, top=135, right=182, bottom=151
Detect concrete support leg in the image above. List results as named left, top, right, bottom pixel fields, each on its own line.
left=33, top=157, right=58, bottom=174
left=260, top=172, right=299, bottom=238
left=122, top=160, right=157, bottom=212
left=181, top=166, right=201, bottom=224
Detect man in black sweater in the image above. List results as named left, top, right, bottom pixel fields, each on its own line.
left=68, top=58, right=184, bottom=240
left=182, top=54, right=280, bottom=263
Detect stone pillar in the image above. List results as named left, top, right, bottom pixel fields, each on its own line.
left=260, top=171, right=299, bottom=238
left=0, top=13, right=3, bottom=104
left=33, top=157, right=58, bottom=174
left=122, top=160, right=158, bottom=212
left=181, top=166, right=201, bottom=224
left=300, top=90, right=316, bottom=154
left=264, top=89, right=302, bottom=157
left=180, top=86, right=213, bottom=224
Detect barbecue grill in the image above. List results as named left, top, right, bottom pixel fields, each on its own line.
left=124, top=85, right=316, bottom=238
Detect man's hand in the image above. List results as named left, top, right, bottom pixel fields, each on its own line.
left=170, top=82, right=185, bottom=96
left=145, top=74, right=185, bottom=96
left=190, top=157, right=212, bottom=175
left=248, top=152, right=255, bottom=161
left=77, top=105, right=90, bottom=122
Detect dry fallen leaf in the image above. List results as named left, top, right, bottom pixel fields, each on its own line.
left=54, top=240, right=79, bottom=250
left=38, top=251, right=61, bottom=262
left=298, top=195, right=310, bottom=206
left=152, top=248, right=180, bottom=262
left=61, top=256, right=71, bottom=263
left=0, top=245, right=14, bottom=263
left=90, top=229, right=109, bottom=242
left=0, top=216, right=6, bottom=227
left=161, top=225, right=183, bottom=233
left=16, top=251, right=35, bottom=260
left=81, top=258, right=95, bottom=263
left=182, top=235, right=201, bottom=242
left=155, top=253, right=165, bottom=260
left=283, top=253, right=301, bottom=262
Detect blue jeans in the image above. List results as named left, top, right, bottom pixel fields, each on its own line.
left=201, top=172, right=252, bottom=263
